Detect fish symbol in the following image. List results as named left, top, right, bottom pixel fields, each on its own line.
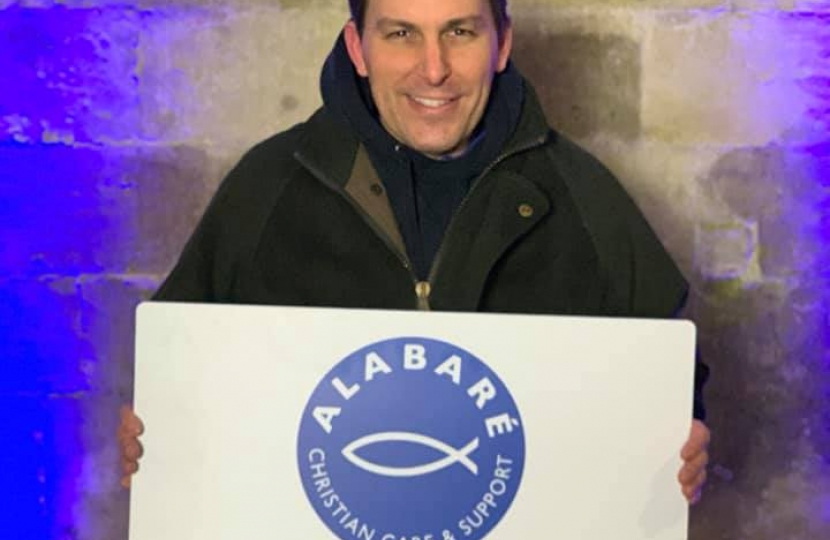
left=341, top=432, right=480, bottom=477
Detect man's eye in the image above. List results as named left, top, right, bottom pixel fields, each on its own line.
left=450, top=28, right=475, bottom=37
left=388, top=29, right=410, bottom=39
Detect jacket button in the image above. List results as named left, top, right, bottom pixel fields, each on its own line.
left=370, top=183, right=384, bottom=196
left=518, top=204, right=534, bottom=218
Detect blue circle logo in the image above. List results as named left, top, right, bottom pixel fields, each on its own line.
left=297, top=337, right=525, bottom=540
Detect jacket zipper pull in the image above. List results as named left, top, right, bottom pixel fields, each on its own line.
left=415, top=281, right=432, bottom=311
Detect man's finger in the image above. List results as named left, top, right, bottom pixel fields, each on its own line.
left=681, top=420, right=710, bottom=460
left=681, top=467, right=708, bottom=503
left=683, top=478, right=705, bottom=501
left=678, top=451, right=709, bottom=484
left=131, top=416, right=145, bottom=436
left=119, top=404, right=133, bottom=426
left=682, top=466, right=707, bottom=492
left=119, top=406, right=145, bottom=437
left=121, top=458, right=139, bottom=476
left=122, top=440, right=144, bottom=461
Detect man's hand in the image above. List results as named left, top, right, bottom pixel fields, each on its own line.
left=118, top=405, right=145, bottom=489
left=679, top=419, right=710, bottom=504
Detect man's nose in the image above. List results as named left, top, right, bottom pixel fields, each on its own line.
left=419, top=38, right=451, bottom=86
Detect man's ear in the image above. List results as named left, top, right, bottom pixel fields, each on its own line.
left=344, top=20, right=369, bottom=77
left=496, top=20, right=513, bottom=73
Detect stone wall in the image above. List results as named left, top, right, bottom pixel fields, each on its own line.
left=0, top=0, right=827, bottom=538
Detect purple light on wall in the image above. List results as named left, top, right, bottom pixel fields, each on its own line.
left=0, top=4, right=142, bottom=537
left=804, top=15, right=830, bottom=315
left=0, top=154, right=100, bottom=536
left=790, top=11, right=830, bottom=495
left=0, top=5, right=140, bottom=145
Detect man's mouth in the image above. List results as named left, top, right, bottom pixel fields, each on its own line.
left=409, top=96, right=456, bottom=109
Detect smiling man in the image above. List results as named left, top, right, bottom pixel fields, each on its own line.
left=119, top=0, right=709, bottom=507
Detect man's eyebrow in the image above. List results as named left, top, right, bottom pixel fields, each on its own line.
left=373, top=15, right=486, bottom=31
left=442, top=16, right=486, bottom=30
left=374, top=18, right=418, bottom=31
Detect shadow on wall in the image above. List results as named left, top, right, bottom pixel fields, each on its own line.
left=511, top=29, right=641, bottom=141
left=689, top=146, right=830, bottom=539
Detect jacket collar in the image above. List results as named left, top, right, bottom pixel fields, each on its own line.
left=500, top=83, right=553, bottom=157
left=293, top=106, right=360, bottom=189
left=294, top=80, right=553, bottom=189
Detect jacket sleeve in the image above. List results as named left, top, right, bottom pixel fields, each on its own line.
left=546, top=135, right=709, bottom=421
left=152, top=140, right=281, bottom=303
left=152, top=190, right=230, bottom=302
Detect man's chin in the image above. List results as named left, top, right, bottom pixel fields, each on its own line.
left=407, top=136, right=467, bottom=159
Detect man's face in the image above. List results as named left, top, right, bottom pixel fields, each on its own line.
left=344, top=0, right=512, bottom=158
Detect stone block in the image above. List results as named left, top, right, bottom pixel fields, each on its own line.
left=0, top=272, right=158, bottom=395
left=512, top=30, right=642, bottom=140
left=0, top=145, right=124, bottom=275
left=509, top=9, right=652, bottom=141
left=0, top=143, right=222, bottom=276
left=0, top=394, right=85, bottom=539
left=702, top=146, right=826, bottom=281
left=137, top=4, right=347, bottom=150
left=642, top=11, right=812, bottom=146
left=694, top=220, right=761, bottom=281
left=0, top=277, right=93, bottom=394
left=77, top=275, right=158, bottom=398
left=0, top=391, right=130, bottom=540
left=0, top=5, right=141, bottom=144
left=122, top=144, right=227, bottom=274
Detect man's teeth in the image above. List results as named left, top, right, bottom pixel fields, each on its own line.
left=413, top=97, right=451, bottom=108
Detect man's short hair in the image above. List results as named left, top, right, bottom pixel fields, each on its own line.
left=348, top=0, right=510, bottom=38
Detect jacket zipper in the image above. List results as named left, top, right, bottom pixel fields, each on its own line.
left=424, top=134, right=551, bottom=290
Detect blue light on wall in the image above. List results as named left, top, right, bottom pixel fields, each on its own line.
left=0, top=4, right=141, bottom=538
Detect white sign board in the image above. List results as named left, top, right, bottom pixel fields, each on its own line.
left=130, top=303, right=695, bottom=540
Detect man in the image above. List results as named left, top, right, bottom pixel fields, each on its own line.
left=119, top=0, right=710, bottom=505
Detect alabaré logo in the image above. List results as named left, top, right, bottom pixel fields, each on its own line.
left=297, top=337, right=525, bottom=540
